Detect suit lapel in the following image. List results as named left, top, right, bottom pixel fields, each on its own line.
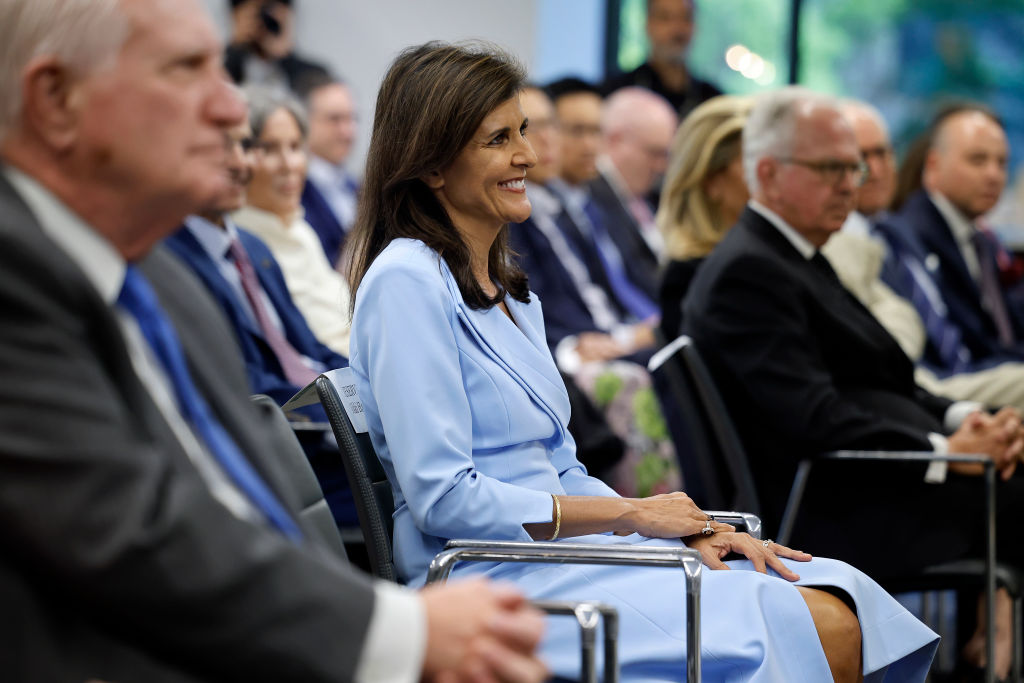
left=436, top=258, right=572, bottom=435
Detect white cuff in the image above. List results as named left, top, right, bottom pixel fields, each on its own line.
left=554, top=335, right=582, bottom=375
left=354, top=581, right=426, bottom=683
left=925, top=432, right=949, bottom=484
left=944, top=400, right=984, bottom=432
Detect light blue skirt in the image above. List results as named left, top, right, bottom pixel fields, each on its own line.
left=454, top=534, right=938, bottom=682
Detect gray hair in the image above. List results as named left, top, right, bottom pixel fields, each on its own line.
left=242, top=85, right=308, bottom=140
left=0, top=0, right=129, bottom=141
left=742, top=86, right=836, bottom=194
left=838, top=98, right=890, bottom=142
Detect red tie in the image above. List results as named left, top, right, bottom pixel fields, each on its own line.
left=228, top=238, right=318, bottom=387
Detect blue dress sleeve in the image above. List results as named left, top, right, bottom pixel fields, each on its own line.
left=351, top=254, right=554, bottom=542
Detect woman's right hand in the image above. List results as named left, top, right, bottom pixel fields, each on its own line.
left=616, top=492, right=735, bottom=538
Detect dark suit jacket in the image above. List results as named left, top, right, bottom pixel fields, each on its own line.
left=508, top=217, right=603, bottom=350
left=588, top=170, right=660, bottom=301
left=658, top=257, right=704, bottom=343
left=683, top=207, right=953, bottom=535
left=301, top=180, right=346, bottom=267
left=601, top=61, right=722, bottom=118
left=0, top=171, right=373, bottom=682
left=892, top=190, right=1024, bottom=361
left=164, top=226, right=348, bottom=406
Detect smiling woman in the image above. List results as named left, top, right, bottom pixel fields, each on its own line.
left=346, top=41, right=940, bottom=682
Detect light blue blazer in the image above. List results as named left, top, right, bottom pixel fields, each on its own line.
left=350, top=239, right=614, bottom=584
left=351, top=239, right=938, bottom=682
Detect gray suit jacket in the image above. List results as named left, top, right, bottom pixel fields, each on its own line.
left=0, top=169, right=375, bottom=682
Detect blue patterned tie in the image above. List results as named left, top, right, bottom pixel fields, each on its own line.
left=877, top=230, right=971, bottom=373
left=117, top=265, right=302, bottom=541
left=581, top=200, right=659, bottom=320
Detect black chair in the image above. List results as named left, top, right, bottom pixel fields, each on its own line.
left=286, top=369, right=767, bottom=682
left=250, top=393, right=348, bottom=561
left=266, top=388, right=620, bottom=682
left=649, top=335, right=1022, bottom=683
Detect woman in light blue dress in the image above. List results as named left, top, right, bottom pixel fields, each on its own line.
left=347, top=41, right=939, bottom=682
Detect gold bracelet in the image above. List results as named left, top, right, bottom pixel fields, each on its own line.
left=550, top=494, right=562, bottom=541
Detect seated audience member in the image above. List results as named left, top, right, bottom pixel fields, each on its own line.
left=163, top=111, right=354, bottom=525
left=547, top=77, right=661, bottom=305
left=602, top=0, right=721, bottom=118
left=656, top=95, right=753, bottom=340
left=298, top=72, right=360, bottom=267
left=348, top=40, right=939, bottom=683
left=165, top=113, right=345, bottom=405
left=823, top=100, right=1024, bottom=411
left=887, top=104, right=1024, bottom=363
left=224, top=0, right=329, bottom=95
left=510, top=86, right=679, bottom=497
left=684, top=87, right=1024, bottom=677
left=0, top=2, right=547, bottom=682
left=590, top=87, right=677, bottom=266
left=233, top=86, right=351, bottom=356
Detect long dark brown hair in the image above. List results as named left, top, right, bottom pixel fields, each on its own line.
left=346, top=41, right=530, bottom=310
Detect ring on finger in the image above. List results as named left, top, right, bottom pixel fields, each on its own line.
left=762, top=538, right=773, bottom=548
left=701, top=519, right=715, bottom=536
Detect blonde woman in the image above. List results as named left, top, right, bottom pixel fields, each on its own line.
left=657, top=95, right=754, bottom=340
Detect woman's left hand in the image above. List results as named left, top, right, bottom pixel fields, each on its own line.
left=686, top=532, right=812, bottom=582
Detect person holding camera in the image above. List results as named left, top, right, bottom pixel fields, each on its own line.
left=225, top=0, right=329, bottom=96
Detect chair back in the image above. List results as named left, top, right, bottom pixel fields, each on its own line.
left=648, top=336, right=761, bottom=515
left=315, top=373, right=398, bottom=582
left=249, top=394, right=348, bottom=561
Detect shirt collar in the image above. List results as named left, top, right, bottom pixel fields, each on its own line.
left=2, top=166, right=125, bottom=304
left=525, top=181, right=561, bottom=218
left=184, top=213, right=238, bottom=261
left=928, top=190, right=976, bottom=247
left=307, top=154, right=349, bottom=188
left=547, top=177, right=590, bottom=213
left=748, top=199, right=817, bottom=260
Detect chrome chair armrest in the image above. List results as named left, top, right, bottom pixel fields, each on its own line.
left=426, top=540, right=703, bottom=682
left=781, top=450, right=996, bottom=683
left=704, top=510, right=762, bottom=539
left=532, top=600, right=619, bottom=683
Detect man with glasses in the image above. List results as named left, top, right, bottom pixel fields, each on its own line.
left=683, top=88, right=1024, bottom=599
left=821, top=99, right=1024, bottom=413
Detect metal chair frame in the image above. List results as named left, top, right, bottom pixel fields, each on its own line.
left=649, top=335, right=1020, bottom=683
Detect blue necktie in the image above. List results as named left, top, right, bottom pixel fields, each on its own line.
left=876, top=228, right=971, bottom=373
left=581, top=200, right=659, bottom=320
left=117, top=265, right=302, bottom=541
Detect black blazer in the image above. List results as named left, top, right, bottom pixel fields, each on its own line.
left=0, top=171, right=375, bottom=682
left=683, top=207, right=952, bottom=527
left=588, top=171, right=660, bottom=301
left=658, top=257, right=704, bottom=343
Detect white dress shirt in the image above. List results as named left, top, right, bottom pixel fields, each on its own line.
left=4, top=167, right=425, bottom=683
left=929, top=190, right=982, bottom=283
left=232, top=205, right=351, bottom=356
left=750, top=201, right=983, bottom=483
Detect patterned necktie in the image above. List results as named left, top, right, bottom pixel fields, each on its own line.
left=971, top=230, right=1016, bottom=346
left=117, top=265, right=302, bottom=541
left=879, top=232, right=970, bottom=372
left=581, top=199, right=659, bottom=320
left=228, top=238, right=318, bottom=387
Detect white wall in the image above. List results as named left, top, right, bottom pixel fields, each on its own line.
left=203, top=0, right=544, bottom=175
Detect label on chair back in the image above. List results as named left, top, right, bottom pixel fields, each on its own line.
left=325, top=367, right=369, bottom=434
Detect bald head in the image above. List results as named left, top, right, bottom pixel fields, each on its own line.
left=924, top=109, right=1007, bottom=219
left=602, top=87, right=678, bottom=197
left=840, top=100, right=895, bottom=216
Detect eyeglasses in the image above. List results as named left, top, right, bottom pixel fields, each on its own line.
left=777, top=157, right=868, bottom=187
